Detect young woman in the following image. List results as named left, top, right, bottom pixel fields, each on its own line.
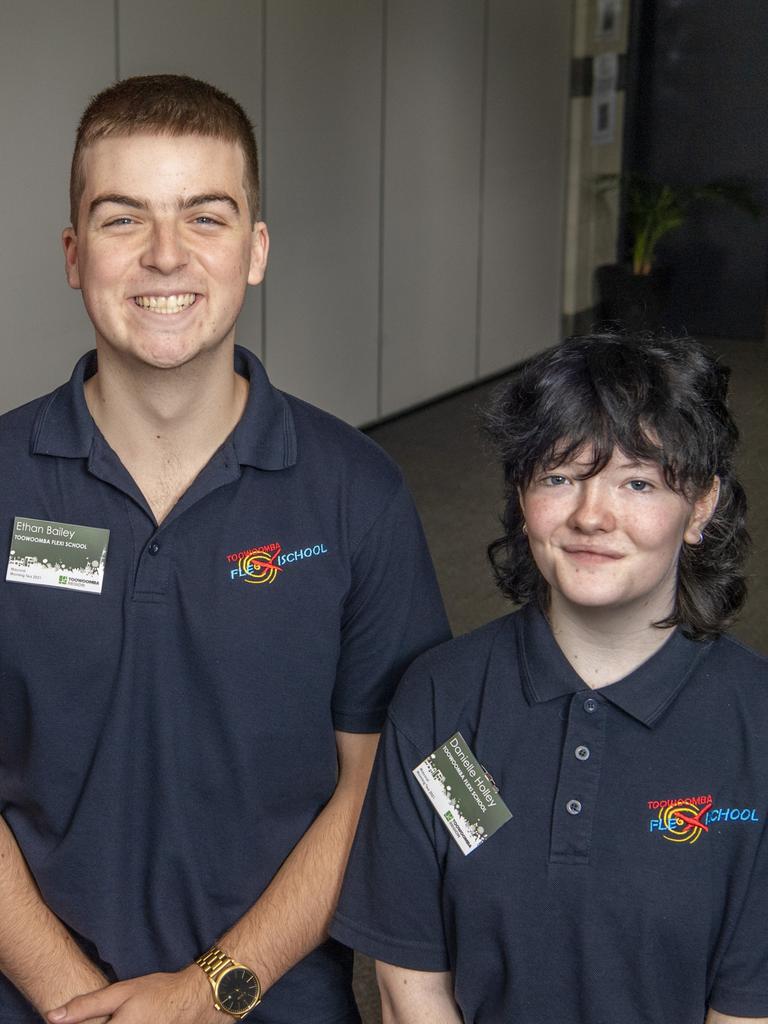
left=330, top=334, right=768, bottom=1024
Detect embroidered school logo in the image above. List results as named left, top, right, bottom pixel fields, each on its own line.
left=647, top=793, right=761, bottom=844
left=658, top=800, right=712, bottom=844
left=226, top=542, right=283, bottom=585
left=648, top=794, right=713, bottom=844
left=225, top=540, right=329, bottom=584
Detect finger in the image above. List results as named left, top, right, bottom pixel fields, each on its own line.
left=48, top=986, right=124, bottom=1023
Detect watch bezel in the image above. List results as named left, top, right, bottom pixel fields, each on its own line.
left=214, top=963, right=262, bottom=1017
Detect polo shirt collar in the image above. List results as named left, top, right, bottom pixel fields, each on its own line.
left=31, top=345, right=297, bottom=472
left=231, top=346, right=297, bottom=470
left=31, top=351, right=97, bottom=458
left=516, top=603, right=712, bottom=728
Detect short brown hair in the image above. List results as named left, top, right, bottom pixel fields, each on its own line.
left=70, top=73, right=261, bottom=228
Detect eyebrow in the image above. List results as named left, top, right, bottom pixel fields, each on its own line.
left=546, top=457, right=653, bottom=472
left=88, top=193, right=147, bottom=219
left=182, top=193, right=240, bottom=216
left=88, top=192, right=241, bottom=220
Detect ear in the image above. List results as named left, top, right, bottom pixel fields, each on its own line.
left=62, top=227, right=81, bottom=290
left=247, top=221, right=269, bottom=286
left=516, top=485, right=531, bottom=536
left=683, top=476, right=720, bottom=545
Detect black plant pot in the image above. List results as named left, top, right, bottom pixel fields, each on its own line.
left=595, top=263, right=670, bottom=332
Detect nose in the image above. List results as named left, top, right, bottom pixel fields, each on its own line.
left=567, top=478, right=615, bottom=533
left=141, top=221, right=188, bottom=274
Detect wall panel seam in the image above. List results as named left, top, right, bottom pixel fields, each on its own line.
left=376, top=0, right=388, bottom=420
left=114, top=0, right=120, bottom=80
left=474, top=0, right=490, bottom=379
left=260, top=0, right=268, bottom=366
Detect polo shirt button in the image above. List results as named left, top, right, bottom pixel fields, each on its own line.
left=575, top=745, right=590, bottom=761
left=583, top=697, right=598, bottom=713
left=566, top=799, right=582, bottom=815
left=148, top=541, right=160, bottom=556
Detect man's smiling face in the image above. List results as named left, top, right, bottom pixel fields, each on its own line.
left=62, top=132, right=268, bottom=371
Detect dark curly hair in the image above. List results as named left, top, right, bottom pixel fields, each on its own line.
left=486, top=333, right=749, bottom=640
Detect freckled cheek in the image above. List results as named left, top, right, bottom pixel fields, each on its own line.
left=629, top=511, right=687, bottom=552
left=525, top=541, right=553, bottom=584
left=523, top=502, right=566, bottom=542
left=525, top=528, right=560, bottom=575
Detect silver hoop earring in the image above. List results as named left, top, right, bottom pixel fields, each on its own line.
left=522, top=523, right=528, bottom=536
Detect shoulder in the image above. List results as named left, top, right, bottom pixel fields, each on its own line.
left=389, top=615, right=516, bottom=737
left=704, top=633, right=768, bottom=684
left=403, top=615, right=514, bottom=679
left=688, top=633, right=768, bottom=731
left=285, top=391, right=402, bottom=493
left=0, top=393, right=53, bottom=457
left=283, top=394, right=412, bottom=552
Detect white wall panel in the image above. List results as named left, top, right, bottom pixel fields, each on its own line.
left=263, top=0, right=382, bottom=425
left=119, top=0, right=265, bottom=361
left=0, top=2, right=115, bottom=412
left=478, top=0, right=571, bottom=374
left=380, top=0, right=484, bottom=417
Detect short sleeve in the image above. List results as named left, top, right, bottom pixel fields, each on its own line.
left=709, top=819, right=768, bottom=1016
left=331, top=480, right=450, bottom=732
left=330, top=704, right=451, bottom=970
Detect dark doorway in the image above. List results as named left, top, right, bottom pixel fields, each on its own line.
left=624, top=1, right=768, bottom=339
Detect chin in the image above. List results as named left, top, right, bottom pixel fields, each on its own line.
left=133, top=341, right=207, bottom=370
left=556, top=583, right=639, bottom=612
left=566, top=596, right=629, bottom=612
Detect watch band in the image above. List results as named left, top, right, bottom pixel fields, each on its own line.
left=196, top=944, right=235, bottom=978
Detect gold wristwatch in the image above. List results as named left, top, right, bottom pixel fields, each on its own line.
left=195, top=944, right=262, bottom=1019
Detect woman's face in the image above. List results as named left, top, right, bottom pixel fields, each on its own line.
left=519, top=446, right=718, bottom=624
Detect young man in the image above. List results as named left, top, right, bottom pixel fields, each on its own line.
left=0, top=74, right=449, bottom=1024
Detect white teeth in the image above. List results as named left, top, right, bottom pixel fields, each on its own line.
left=134, top=293, right=196, bottom=314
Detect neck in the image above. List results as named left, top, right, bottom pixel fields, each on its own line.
left=547, top=595, right=676, bottom=689
left=86, top=343, right=246, bottom=451
left=84, top=343, right=248, bottom=523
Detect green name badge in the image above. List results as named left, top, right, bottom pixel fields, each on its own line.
left=413, top=731, right=512, bottom=855
left=6, top=516, right=110, bottom=595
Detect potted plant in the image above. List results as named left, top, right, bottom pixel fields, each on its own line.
left=595, top=174, right=760, bottom=330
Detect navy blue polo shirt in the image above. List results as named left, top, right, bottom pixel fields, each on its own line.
left=0, top=346, right=450, bottom=1024
left=331, top=605, right=768, bottom=1023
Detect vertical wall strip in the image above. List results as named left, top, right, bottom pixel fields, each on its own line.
left=375, top=0, right=389, bottom=420
left=260, top=0, right=268, bottom=366
left=474, top=0, right=490, bottom=379
left=114, top=0, right=121, bottom=81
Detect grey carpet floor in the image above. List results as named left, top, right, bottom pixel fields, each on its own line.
left=351, top=335, right=767, bottom=1023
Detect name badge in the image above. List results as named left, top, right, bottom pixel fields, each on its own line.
left=6, top=516, right=110, bottom=595
left=413, top=731, right=512, bottom=855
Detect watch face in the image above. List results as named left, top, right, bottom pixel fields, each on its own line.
left=217, top=966, right=260, bottom=1014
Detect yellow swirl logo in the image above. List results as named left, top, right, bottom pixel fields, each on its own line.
left=238, top=547, right=283, bottom=585
left=659, top=801, right=711, bottom=844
